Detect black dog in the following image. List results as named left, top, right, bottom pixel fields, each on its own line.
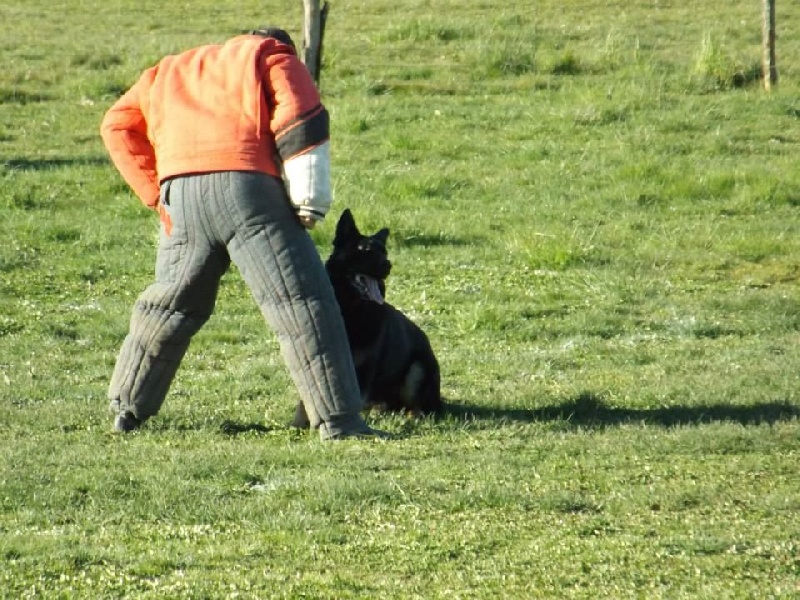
left=293, top=209, right=442, bottom=428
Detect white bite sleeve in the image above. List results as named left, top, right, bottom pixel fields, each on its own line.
left=282, top=141, right=332, bottom=222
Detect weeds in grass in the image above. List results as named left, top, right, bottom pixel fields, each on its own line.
left=691, top=32, right=761, bottom=92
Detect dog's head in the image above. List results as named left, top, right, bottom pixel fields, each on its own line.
left=326, top=209, right=391, bottom=304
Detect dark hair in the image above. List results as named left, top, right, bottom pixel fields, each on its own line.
left=245, top=27, right=296, bottom=50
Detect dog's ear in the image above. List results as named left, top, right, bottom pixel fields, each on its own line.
left=334, top=209, right=359, bottom=245
left=373, top=228, right=390, bottom=247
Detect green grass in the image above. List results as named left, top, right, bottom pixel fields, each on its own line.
left=1, top=0, right=799, bottom=597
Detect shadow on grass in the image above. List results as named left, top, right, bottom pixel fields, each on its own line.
left=218, top=420, right=273, bottom=436
left=395, top=232, right=483, bottom=249
left=445, top=392, right=800, bottom=428
left=181, top=393, right=797, bottom=437
left=3, top=156, right=109, bottom=171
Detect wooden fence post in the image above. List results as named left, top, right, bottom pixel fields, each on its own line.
left=762, top=0, right=777, bottom=90
left=302, top=0, right=329, bottom=85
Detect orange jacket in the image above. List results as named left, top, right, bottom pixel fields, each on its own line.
left=101, top=35, right=329, bottom=208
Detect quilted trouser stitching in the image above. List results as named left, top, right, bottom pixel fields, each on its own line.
left=218, top=174, right=363, bottom=433
left=109, top=175, right=218, bottom=419
left=213, top=175, right=299, bottom=350
left=111, top=304, right=208, bottom=418
left=259, top=229, right=365, bottom=436
left=234, top=220, right=332, bottom=427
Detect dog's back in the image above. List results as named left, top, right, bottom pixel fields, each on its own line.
left=362, top=301, right=441, bottom=414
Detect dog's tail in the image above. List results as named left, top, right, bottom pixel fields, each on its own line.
left=412, top=353, right=443, bottom=415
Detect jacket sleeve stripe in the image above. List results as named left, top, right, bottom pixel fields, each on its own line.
left=299, top=207, right=327, bottom=219
left=275, top=106, right=329, bottom=160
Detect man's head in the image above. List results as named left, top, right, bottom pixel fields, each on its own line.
left=245, top=27, right=296, bottom=51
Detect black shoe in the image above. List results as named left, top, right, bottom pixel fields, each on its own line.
left=113, top=412, right=144, bottom=433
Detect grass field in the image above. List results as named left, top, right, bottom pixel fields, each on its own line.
left=1, top=0, right=799, bottom=597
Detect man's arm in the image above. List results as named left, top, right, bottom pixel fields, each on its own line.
left=100, top=72, right=160, bottom=208
left=263, top=44, right=332, bottom=225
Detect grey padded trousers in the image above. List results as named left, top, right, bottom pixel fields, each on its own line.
left=108, top=171, right=369, bottom=440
